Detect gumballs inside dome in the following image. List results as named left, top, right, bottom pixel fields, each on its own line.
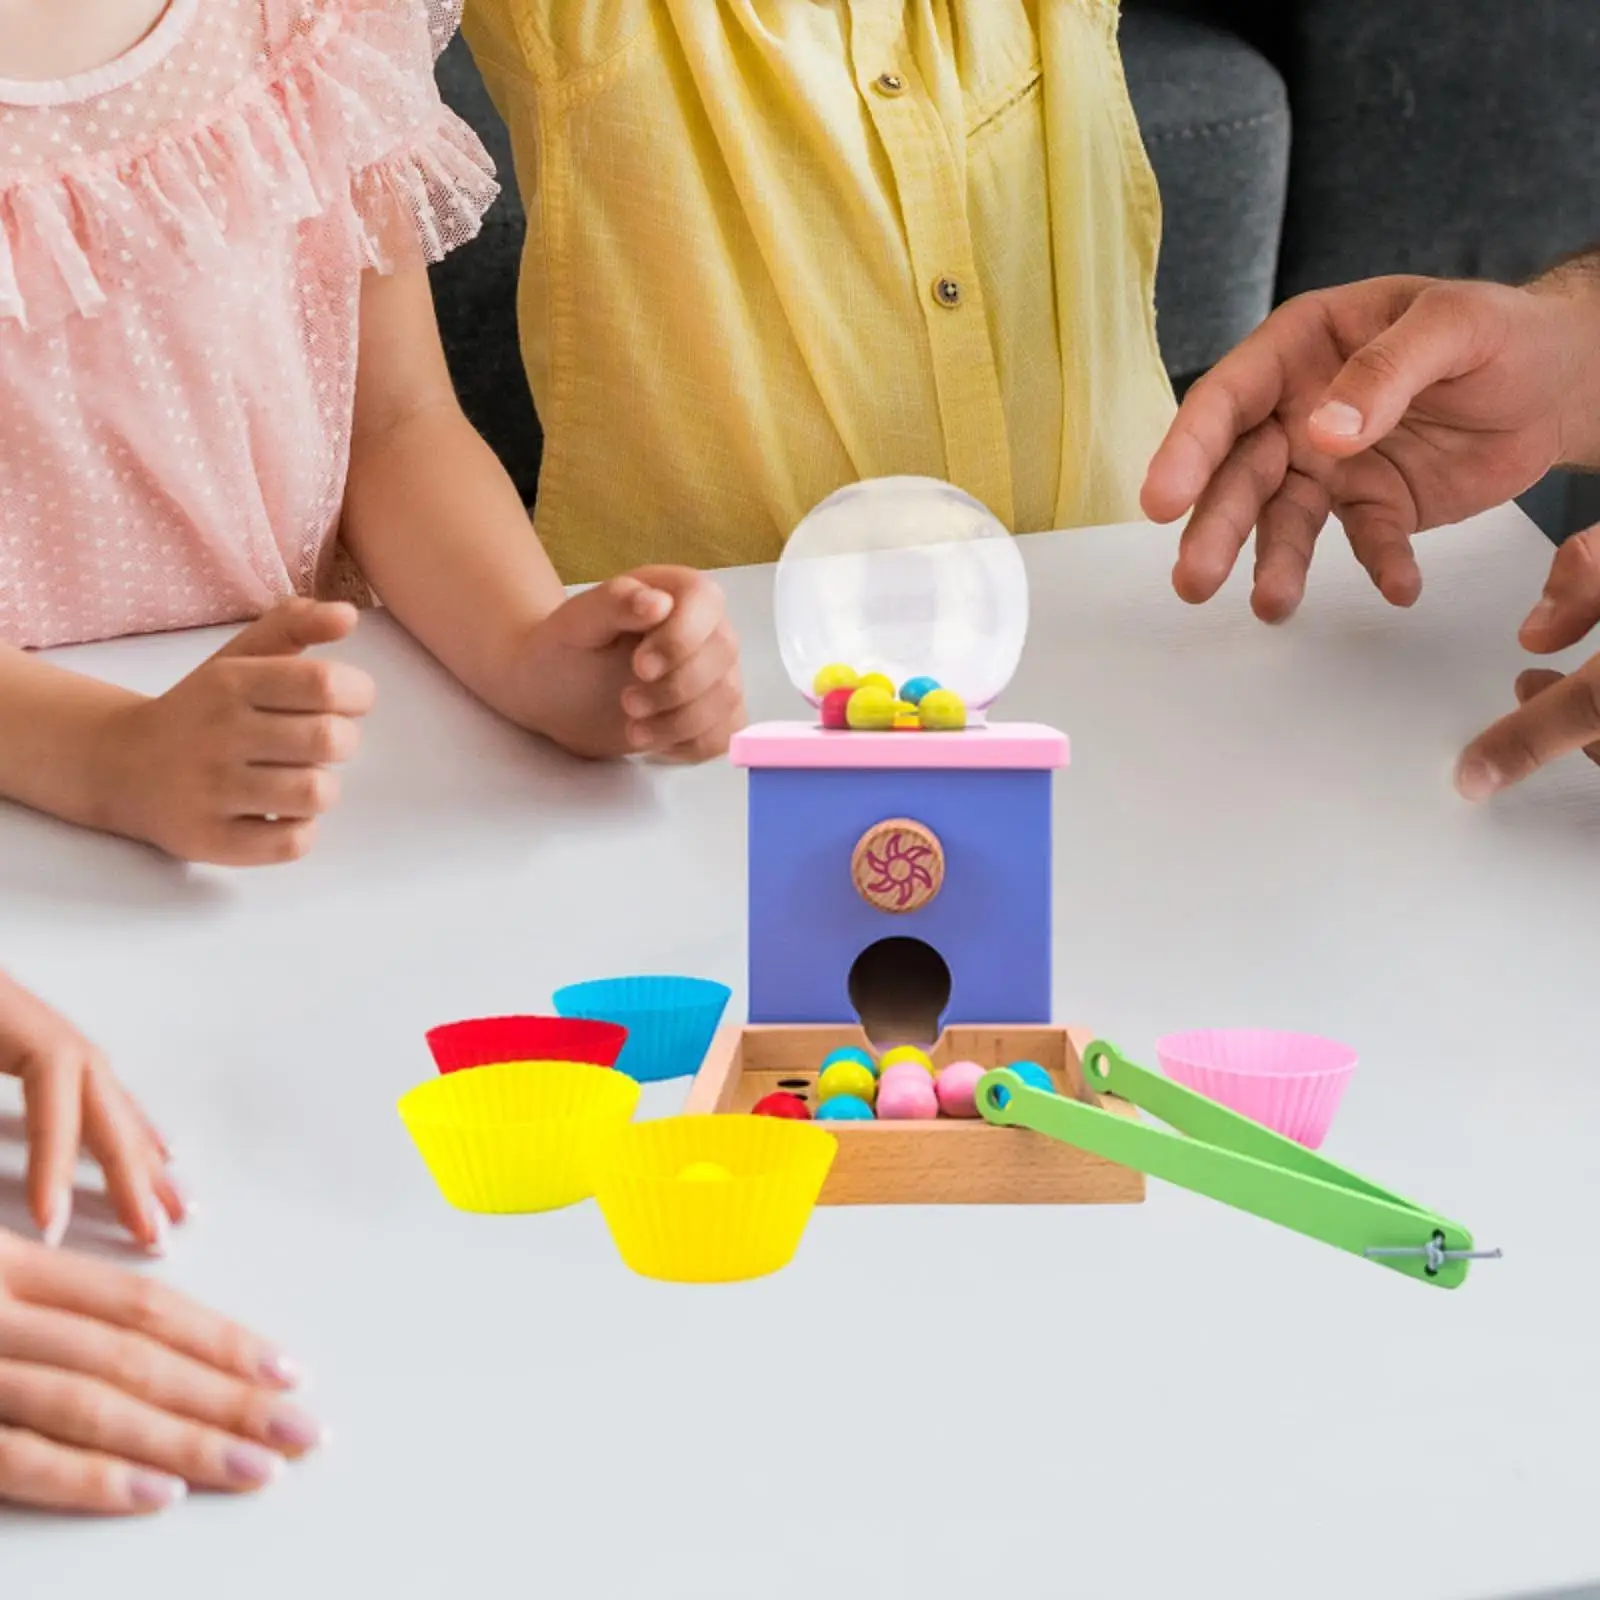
left=775, top=477, right=1029, bottom=716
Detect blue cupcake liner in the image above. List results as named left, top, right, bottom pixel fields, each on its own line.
left=551, top=976, right=732, bottom=1084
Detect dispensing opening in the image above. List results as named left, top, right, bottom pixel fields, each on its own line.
left=848, top=937, right=951, bottom=1050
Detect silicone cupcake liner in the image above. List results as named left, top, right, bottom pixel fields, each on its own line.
left=425, top=1016, right=628, bottom=1075
left=552, top=977, right=732, bottom=1084
left=593, top=1114, right=836, bottom=1283
left=1155, top=1029, right=1357, bottom=1150
left=398, top=1060, right=640, bottom=1213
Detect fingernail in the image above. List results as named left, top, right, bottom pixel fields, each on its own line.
left=265, top=1403, right=325, bottom=1454
left=1310, top=401, right=1364, bottom=439
left=145, top=1200, right=170, bottom=1258
left=165, top=1174, right=196, bottom=1223
left=225, top=1443, right=284, bottom=1488
left=621, top=689, right=650, bottom=718
left=128, top=1470, right=187, bottom=1511
left=258, top=1349, right=303, bottom=1389
left=1523, top=597, right=1558, bottom=632
left=627, top=722, right=652, bottom=750
left=40, top=1187, right=71, bottom=1249
left=636, top=652, right=663, bottom=682
left=1455, top=756, right=1502, bottom=803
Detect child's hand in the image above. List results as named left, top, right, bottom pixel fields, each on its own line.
left=100, top=599, right=376, bottom=866
left=515, top=567, right=745, bottom=761
left=0, top=973, right=182, bottom=1255
left=0, top=1229, right=321, bottom=1513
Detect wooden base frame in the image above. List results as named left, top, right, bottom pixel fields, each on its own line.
left=684, top=1024, right=1145, bottom=1206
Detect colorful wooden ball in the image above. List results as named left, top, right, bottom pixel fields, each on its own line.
left=821, top=1046, right=877, bottom=1077
left=751, top=1092, right=811, bottom=1120
left=892, top=710, right=921, bottom=731
left=820, top=687, right=855, bottom=729
left=877, top=1045, right=934, bottom=1076
left=817, top=1061, right=876, bottom=1105
left=815, top=1094, right=875, bottom=1122
left=813, top=663, right=859, bottom=698
left=1009, top=1061, right=1055, bottom=1094
left=935, top=1060, right=986, bottom=1118
left=899, top=676, right=941, bottom=706
left=876, top=1074, right=938, bottom=1120
left=678, top=1161, right=733, bottom=1183
left=878, top=1062, right=934, bottom=1094
left=918, top=688, right=967, bottom=731
left=856, top=672, right=896, bottom=697
left=846, top=685, right=896, bottom=730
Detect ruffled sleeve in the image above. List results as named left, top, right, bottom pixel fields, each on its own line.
left=279, top=0, right=501, bottom=274
left=425, top=0, right=465, bottom=60
left=0, top=0, right=498, bottom=330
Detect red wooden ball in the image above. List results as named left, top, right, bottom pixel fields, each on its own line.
left=820, top=688, right=855, bottom=730
left=751, top=1092, right=811, bottom=1120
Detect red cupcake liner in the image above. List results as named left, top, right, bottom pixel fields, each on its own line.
left=425, top=1015, right=629, bottom=1075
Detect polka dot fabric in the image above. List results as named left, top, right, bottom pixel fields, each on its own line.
left=0, top=0, right=497, bottom=649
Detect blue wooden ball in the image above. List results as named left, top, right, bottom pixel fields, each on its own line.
left=1009, top=1061, right=1055, bottom=1093
left=821, top=1046, right=877, bottom=1077
left=898, top=675, right=941, bottom=706
left=816, top=1094, right=875, bottom=1121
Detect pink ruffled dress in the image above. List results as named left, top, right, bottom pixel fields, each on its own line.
left=0, top=0, right=497, bottom=650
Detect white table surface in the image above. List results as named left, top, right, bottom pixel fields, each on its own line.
left=2, top=506, right=1597, bottom=1600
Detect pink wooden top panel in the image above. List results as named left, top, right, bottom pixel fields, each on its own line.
left=730, top=721, right=1069, bottom=770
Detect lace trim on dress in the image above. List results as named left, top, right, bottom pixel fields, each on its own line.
left=0, top=0, right=497, bottom=329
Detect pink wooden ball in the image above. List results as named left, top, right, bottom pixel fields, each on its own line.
left=879, top=1061, right=935, bottom=1093
left=935, top=1060, right=986, bottom=1118
left=875, top=1074, right=938, bottom=1121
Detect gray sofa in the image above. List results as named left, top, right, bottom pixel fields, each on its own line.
left=431, top=3, right=1600, bottom=535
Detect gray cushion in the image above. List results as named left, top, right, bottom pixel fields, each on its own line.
left=1119, top=8, right=1290, bottom=379
left=1271, top=0, right=1600, bottom=296
left=429, top=37, right=541, bottom=502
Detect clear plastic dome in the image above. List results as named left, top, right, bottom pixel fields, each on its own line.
left=774, top=476, right=1029, bottom=715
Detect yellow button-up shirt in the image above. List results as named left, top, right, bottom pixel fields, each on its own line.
left=462, top=0, right=1175, bottom=581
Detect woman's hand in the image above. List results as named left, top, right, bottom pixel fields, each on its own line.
left=1144, top=269, right=1600, bottom=621
left=0, top=1230, right=320, bottom=1513
left=0, top=973, right=183, bottom=1254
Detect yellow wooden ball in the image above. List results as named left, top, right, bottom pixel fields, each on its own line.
left=877, top=1045, right=934, bottom=1076
left=846, top=685, right=896, bottom=730
left=918, top=688, right=968, bottom=731
left=856, top=672, right=896, bottom=697
left=812, top=663, right=860, bottom=698
left=817, top=1061, right=877, bottom=1106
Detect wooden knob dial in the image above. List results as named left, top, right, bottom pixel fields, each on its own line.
left=851, top=818, right=945, bottom=913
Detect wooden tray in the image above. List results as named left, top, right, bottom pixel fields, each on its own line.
left=683, top=1024, right=1145, bottom=1206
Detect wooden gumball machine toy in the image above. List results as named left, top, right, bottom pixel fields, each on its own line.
left=685, top=478, right=1144, bottom=1206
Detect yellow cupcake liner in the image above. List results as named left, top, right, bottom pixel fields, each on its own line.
left=593, top=1115, right=837, bottom=1283
left=398, top=1060, right=639, bottom=1213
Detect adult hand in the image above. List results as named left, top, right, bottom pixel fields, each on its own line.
left=1144, top=272, right=1600, bottom=620
left=1456, top=525, right=1600, bottom=799
left=0, top=973, right=182, bottom=1255
left=515, top=567, right=746, bottom=762
left=98, top=599, right=376, bottom=866
left=0, top=1230, right=320, bottom=1514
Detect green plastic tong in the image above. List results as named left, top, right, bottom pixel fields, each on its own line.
left=976, top=1041, right=1498, bottom=1288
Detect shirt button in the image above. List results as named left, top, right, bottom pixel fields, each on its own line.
left=932, top=276, right=964, bottom=309
left=874, top=71, right=906, bottom=97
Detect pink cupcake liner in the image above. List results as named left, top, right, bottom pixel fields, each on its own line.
left=1155, top=1029, right=1357, bottom=1149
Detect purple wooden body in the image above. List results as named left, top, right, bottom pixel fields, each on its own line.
left=746, top=767, right=1054, bottom=1027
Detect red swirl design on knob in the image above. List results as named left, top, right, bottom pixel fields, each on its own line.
left=851, top=819, right=944, bottom=913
